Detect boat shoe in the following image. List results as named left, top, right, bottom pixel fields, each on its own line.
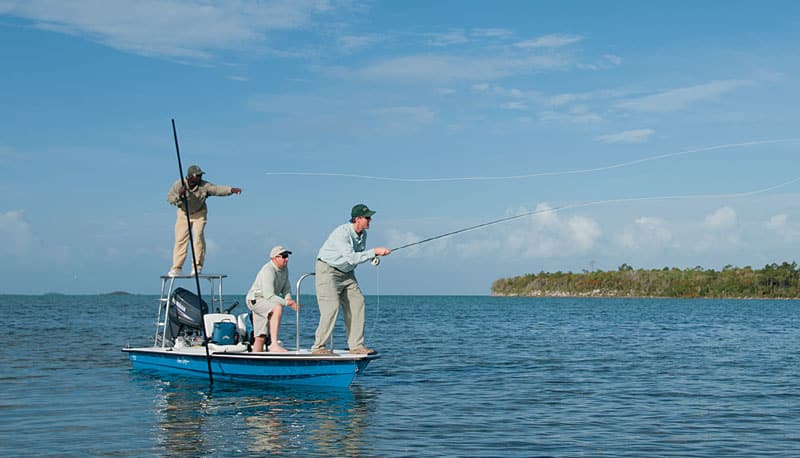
left=349, top=347, right=376, bottom=355
left=311, top=348, right=334, bottom=355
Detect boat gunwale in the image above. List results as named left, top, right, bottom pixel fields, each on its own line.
left=123, top=346, right=379, bottom=362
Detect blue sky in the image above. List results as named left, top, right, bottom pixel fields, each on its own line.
left=1, top=1, right=799, bottom=295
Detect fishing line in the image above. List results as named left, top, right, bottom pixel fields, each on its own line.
left=266, top=138, right=799, bottom=182
left=366, top=259, right=381, bottom=342
left=390, top=175, right=800, bottom=252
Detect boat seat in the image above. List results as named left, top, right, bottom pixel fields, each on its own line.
left=207, top=342, right=248, bottom=353
left=237, top=312, right=252, bottom=341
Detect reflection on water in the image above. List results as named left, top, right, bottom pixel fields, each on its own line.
left=148, top=375, right=377, bottom=456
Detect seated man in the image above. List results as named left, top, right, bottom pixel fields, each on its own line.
left=245, top=245, right=299, bottom=352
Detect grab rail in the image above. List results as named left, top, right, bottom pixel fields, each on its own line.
left=295, top=272, right=315, bottom=351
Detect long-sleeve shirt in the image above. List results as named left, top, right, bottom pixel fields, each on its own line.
left=246, top=260, right=292, bottom=305
left=166, top=179, right=234, bottom=215
left=317, top=223, right=375, bottom=272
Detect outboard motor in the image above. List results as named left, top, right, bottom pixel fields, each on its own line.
left=166, top=287, right=208, bottom=346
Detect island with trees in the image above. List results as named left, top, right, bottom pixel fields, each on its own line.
left=491, top=262, right=800, bottom=298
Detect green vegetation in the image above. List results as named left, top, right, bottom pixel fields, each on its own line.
left=492, top=262, right=800, bottom=298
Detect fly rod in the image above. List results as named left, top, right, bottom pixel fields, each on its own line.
left=390, top=205, right=567, bottom=252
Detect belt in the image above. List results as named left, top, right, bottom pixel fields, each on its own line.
left=317, top=259, right=347, bottom=274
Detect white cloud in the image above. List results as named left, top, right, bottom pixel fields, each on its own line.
left=470, top=28, right=513, bottom=39
left=539, top=105, right=602, bottom=124
left=766, top=213, right=788, bottom=231
left=617, top=80, right=754, bottom=112
left=568, top=216, right=602, bottom=250
left=689, top=206, right=743, bottom=254
left=603, top=54, right=622, bottom=65
left=595, top=128, right=655, bottom=144
left=338, top=34, right=384, bottom=52
left=515, top=33, right=582, bottom=49
left=426, top=30, right=468, bottom=47
left=479, top=84, right=544, bottom=102
left=0, top=210, right=34, bottom=256
left=2, top=0, right=336, bottom=60
left=349, top=54, right=569, bottom=82
left=703, top=206, right=737, bottom=230
left=547, top=88, right=629, bottom=106
left=577, top=54, right=624, bottom=70
left=387, top=204, right=601, bottom=261
left=462, top=204, right=601, bottom=259
left=500, top=101, right=528, bottom=110
left=617, top=216, right=672, bottom=250
left=766, top=214, right=800, bottom=241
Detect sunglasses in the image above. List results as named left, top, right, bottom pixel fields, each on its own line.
left=280, top=253, right=289, bottom=259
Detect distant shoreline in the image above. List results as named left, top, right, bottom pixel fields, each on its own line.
left=492, top=262, right=800, bottom=299
left=491, top=292, right=800, bottom=300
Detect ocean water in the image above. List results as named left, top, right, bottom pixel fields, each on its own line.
left=1, top=293, right=798, bottom=456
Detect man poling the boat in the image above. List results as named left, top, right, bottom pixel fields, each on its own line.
left=168, top=119, right=214, bottom=384
left=166, top=164, right=242, bottom=277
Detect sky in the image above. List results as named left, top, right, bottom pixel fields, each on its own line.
left=1, top=0, right=799, bottom=295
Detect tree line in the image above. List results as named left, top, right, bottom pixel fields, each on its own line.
left=491, top=262, right=800, bottom=298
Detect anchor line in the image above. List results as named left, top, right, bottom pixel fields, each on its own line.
left=390, top=175, right=800, bottom=252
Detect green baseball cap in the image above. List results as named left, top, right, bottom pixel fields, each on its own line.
left=351, top=203, right=376, bottom=218
left=187, top=165, right=204, bottom=176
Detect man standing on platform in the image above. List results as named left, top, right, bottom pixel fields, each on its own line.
left=166, top=164, right=241, bottom=276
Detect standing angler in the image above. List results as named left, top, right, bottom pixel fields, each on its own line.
left=312, top=204, right=391, bottom=355
left=166, top=164, right=242, bottom=276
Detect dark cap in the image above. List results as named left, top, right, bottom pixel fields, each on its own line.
left=187, top=165, right=204, bottom=176
left=351, top=204, right=376, bottom=219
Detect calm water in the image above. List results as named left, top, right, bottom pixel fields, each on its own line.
left=1, top=293, right=798, bottom=456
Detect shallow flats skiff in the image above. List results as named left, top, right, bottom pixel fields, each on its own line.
left=123, top=273, right=377, bottom=388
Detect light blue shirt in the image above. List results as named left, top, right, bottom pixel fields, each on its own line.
left=317, top=223, right=375, bottom=272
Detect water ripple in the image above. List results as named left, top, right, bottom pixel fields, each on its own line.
left=0, top=295, right=798, bottom=456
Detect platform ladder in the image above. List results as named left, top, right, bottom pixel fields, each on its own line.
left=153, top=274, right=228, bottom=347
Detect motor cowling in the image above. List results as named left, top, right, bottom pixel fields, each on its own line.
left=166, top=287, right=208, bottom=345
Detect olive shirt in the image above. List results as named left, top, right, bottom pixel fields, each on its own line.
left=316, top=223, right=376, bottom=272
left=166, top=179, right=234, bottom=215
left=246, top=260, right=292, bottom=306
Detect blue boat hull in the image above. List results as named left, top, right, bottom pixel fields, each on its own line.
left=124, top=348, right=375, bottom=388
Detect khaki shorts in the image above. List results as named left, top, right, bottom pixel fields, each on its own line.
left=247, top=297, right=278, bottom=336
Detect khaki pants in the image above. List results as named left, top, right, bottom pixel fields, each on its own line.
left=312, top=260, right=366, bottom=351
left=171, top=208, right=207, bottom=271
